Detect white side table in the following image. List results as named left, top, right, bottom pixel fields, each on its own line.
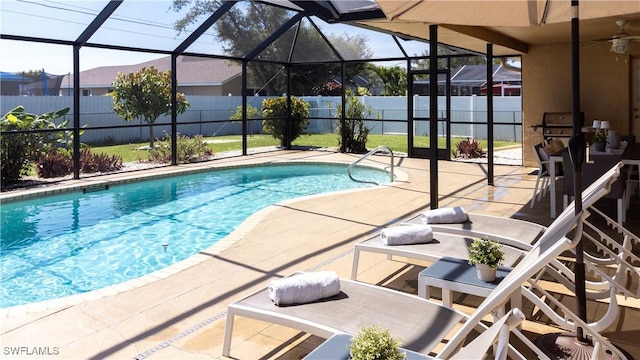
left=303, top=334, right=432, bottom=360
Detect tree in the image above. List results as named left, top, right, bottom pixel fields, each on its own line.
left=171, top=1, right=372, bottom=95
left=366, top=64, right=407, bottom=96
left=413, top=45, right=487, bottom=70
left=174, top=1, right=300, bottom=95
left=16, top=70, right=43, bottom=82
left=330, top=33, right=372, bottom=60
left=111, top=66, right=189, bottom=148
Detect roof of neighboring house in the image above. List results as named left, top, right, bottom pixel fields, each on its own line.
left=450, top=64, right=521, bottom=85
left=415, top=64, right=521, bottom=86
left=62, top=56, right=241, bottom=88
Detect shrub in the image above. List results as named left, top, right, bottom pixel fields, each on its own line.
left=230, top=104, right=261, bottom=121
left=79, top=148, right=123, bottom=173
left=229, top=104, right=261, bottom=136
left=1, top=131, right=32, bottom=184
left=453, top=138, right=486, bottom=159
left=349, top=326, right=406, bottom=360
left=315, top=81, right=342, bottom=96
left=36, top=149, right=73, bottom=178
left=336, top=91, right=371, bottom=154
left=262, top=97, right=310, bottom=147
left=35, top=148, right=123, bottom=178
left=1, top=106, right=70, bottom=186
left=148, top=132, right=212, bottom=164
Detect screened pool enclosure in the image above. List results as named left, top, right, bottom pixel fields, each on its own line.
left=1, top=0, right=521, bottom=200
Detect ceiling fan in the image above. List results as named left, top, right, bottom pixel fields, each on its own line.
left=609, top=20, right=640, bottom=54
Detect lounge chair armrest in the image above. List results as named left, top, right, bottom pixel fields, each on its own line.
left=445, top=308, right=525, bottom=360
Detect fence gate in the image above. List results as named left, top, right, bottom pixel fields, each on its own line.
left=408, top=69, right=451, bottom=159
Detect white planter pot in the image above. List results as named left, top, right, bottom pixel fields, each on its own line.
left=475, top=264, right=497, bottom=282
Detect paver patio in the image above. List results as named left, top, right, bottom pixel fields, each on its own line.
left=1, top=149, right=638, bottom=359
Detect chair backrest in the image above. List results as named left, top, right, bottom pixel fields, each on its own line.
left=534, top=142, right=564, bottom=176
left=576, top=162, right=624, bottom=209
left=438, top=163, right=623, bottom=359
left=563, top=152, right=625, bottom=199
left=620, top=134, right=636, bottom=144
left=532, top=143, right=548, bottom=174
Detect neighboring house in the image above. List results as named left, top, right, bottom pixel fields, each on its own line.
left=0, top=71, right=24, bottom=95
left=350, top=74, right=385, bottom=95
left=414, top=64, right=521, bottom=96
left=59, top=55, right=242, bottom=96
left=23, top=73, right=66, bottom=96
left=0, top=71, right=75, bottom=96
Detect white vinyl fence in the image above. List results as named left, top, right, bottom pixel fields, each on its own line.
left=1, top=95, right=522, bottom=144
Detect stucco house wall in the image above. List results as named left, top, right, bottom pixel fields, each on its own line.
left=521, top=42, right=636, bottom=167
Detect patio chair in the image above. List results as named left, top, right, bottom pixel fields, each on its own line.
left=350, top=163, right=624, bottom=283
left=617, top=135, right=638, bottom=210
left=544, top=205, right=639, bottom=318
left=542, top=161, right=637, bottom=304
left=415, top=212, right=546, bottom=245
left=562, top=152, right=627, bottom=224
left=350, top=227, right=528, bottom=281
left=302, top=309, right=526, bottom=360
left=625, top=167, right=639, bottom=209
left=519, top=212, right=635, bottom=336
left=542, top=205, right=639, bottom=303
left=222, top=163, right=625, bottom=359
left=518, top=213, right=638, bottom=355
left=439, top=162, right=628, bottom=360
left=350, top=211, right=545, bottom=281
left=530, top=143, right=564, bottom=208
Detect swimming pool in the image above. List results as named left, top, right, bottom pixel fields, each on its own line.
left=0, top=162, right=391, bottom=308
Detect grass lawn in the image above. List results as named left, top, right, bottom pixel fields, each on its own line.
left=91, top=133, right=519, bottom=163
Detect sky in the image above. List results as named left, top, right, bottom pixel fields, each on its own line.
left=0, top=0, right=431, bottom=75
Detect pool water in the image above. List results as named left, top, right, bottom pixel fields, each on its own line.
left=0, top=163, right=390, bottom=308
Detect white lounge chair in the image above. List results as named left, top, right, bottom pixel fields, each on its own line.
left=439, top=163, right=628, bottom=360
left=522, top=205, right=639, bottom=335
left=350, top=228, right=528, bottom=281
left=222, top=163, right=625, bottom=359
left=351, top=162, right=625, bottom=282
left=532, top=163, right=638, bottom=306
left=351, top=212, right=546, bottom=281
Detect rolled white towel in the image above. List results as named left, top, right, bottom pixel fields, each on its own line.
left=268, top=271, right=341, bottom=306
left=380, top=224, right=434, bottom=245
left=420, top=206, right=468, bottom=224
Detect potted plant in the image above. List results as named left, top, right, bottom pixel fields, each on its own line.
left=593, top=129, right=607, bottom=152
left=349, top=325, right=406, bottom=360
left=467, top=237, right=505, bottom=282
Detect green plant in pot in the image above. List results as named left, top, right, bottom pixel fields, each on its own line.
left=593, top=129, right=607, bottom=152
left=349, top=325, right=406, bottom=360
left=468, top=237, right=505, bottom=282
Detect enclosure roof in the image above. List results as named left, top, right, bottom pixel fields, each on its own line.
left=1, top=0, right=453, bottom=75
left=261, top=0, right=385, bottom=22
left=451, top=64, right=521, bottom=84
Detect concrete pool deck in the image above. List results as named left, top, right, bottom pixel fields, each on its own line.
left=1, top=149, right=638, bottom=359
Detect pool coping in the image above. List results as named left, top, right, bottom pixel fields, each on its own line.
left=0, top=157, right=408, bottom=317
